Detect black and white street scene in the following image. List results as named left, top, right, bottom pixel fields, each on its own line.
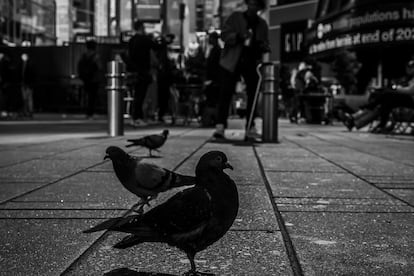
left=0, top=0, right=413, bottom=275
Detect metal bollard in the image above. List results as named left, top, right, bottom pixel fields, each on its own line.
left=106, top=60, right=126, bottom=136
left=261, top=62, right=279, bottom=143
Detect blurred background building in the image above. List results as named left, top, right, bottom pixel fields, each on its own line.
left=0, top=0, right=413, bottom=116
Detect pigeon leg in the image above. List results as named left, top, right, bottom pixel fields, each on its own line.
left=131, top=199, right=146, bottom=214
left=183, top=252, right=197, bottom=275
left=183, top=252, right=215, bottom=276
left=149, top=149, right=153, bottom=157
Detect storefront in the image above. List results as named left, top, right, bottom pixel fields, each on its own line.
left=305, top=0, right=414, bottom=93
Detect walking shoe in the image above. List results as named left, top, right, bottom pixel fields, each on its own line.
left=246, top=126, right=261, bottom=139
left=342, top=113, right=355, bottom=131
left=213, top=124, right=225, bottom=139
left=132, top=119, right=148, bottom=127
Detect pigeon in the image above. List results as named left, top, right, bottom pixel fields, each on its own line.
left=105, top=146, right=195, bottom=214
left=126, top=129, right=169, bottom=156
left=84, top=151, right=239, bottom=276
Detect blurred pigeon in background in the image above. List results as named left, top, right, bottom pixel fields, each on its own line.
left=105, top=146, right=195, bottom=214
left=126, top=129, right=169, bottom=157
left=85, top=151, right=239, bottom=276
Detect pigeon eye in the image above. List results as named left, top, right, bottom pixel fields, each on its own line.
left=216, top=156, right=222, bottom=162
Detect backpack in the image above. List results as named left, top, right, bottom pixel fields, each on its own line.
left=78, top=53, right=98, bottom=82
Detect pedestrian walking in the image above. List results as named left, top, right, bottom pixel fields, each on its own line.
left=77, top=39, right=102, bottom=119
left=155, top=33, right=175, bottom=123
left=205, top=31, right=222, bottom=107
left=213, top=0, right=270, bottom=139
left=128, top=20, right=158, bottom=127
left=0, top=51, right=12, bottom=118
left=17, top=52, right=35, bottom=118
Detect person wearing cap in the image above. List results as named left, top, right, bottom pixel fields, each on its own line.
left=213, top=0, right=270, bottom=139
left=342, top=59, right=414, bottom=133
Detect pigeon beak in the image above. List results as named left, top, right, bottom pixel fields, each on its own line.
left=104, top=154, right=110, bottom=160
left=224, top=162, right=233, bottom=170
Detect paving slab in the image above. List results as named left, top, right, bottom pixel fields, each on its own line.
left=234, top=185, right=278, bottom=231
left=282, top=212, right=414, bottom=276
left=13, top=171, right=138, bottom=208
left=64, top=230, right=292, bottom=276
left=256, top=146, right=343, bottom=173
left=0, top=201, right=131, bottom=210
left=266, top=172, right=388, bottom=199
left=276, top=197, right=413, bottom=213
left=384, top=189, right=414, bottom=206
left=364, top=175, right=414, bottom=189
left=0, top=218, right=102, bottom=276
left=0, top=149, right=50, bottom=168
left=0, top=182, right=47, bottom=202
left=0, top=209, right=122, bottom=219
left=0, top=159, right=99, bottom=182
left=42, top=144, right=109, bottom=161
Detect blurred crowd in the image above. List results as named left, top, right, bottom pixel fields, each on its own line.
left=0, top=51, right=35, bottom=119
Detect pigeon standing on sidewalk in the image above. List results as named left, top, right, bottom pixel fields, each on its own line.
left=104, top=146, right=195, bottom=214
left=126, top=129, right=169, bottom=157
left=84, top=151, right=239, bottom=276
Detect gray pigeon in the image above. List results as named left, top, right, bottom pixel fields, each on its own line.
left=85, top=151, right=239, bottom=276
left=105, top=146, right=195, bottom=214
left=126, top=129, right=169, bottom=156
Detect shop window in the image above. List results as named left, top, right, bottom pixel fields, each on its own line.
left=72, top=0, right=94, bottom=35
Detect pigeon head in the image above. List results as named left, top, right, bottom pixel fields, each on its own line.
left=196, top=151, right=233, bottom=175
left=104, top=146, right=129, bottom=162
left=162, top=129, right=169, bottom=136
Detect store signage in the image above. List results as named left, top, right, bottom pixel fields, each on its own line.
left=74, top=35, right=119, bottom=44
left=136, top=0, right=161, bottom=22
left=281, top=20, right=307, bottom=62
left=307, top=3, right=414, bottom=55
left=310, top=25, right=414, bottom=54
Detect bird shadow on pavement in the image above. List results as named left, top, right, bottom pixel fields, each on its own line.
left=103, top=267, right=178, bottom=276
left=140, top=155, right=163, bottom=159
left=208, top=138, right=257, bottom=147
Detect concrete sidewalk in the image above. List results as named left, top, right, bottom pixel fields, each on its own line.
left=0, top=118, right=413, bottom=275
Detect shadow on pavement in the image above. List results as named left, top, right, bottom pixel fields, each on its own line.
left=103, top=267, right=178, bottom=276
left=208, top=138, right=257, bottom=147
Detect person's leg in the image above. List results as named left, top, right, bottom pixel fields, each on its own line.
left=21, top=85, right=28, bottom=116
left=86, top=83, right=99, bottom=118
left=157, top=75, right=170, bottom=121
left=375, top=91, right=414, bottom=130
left=133, top=80, right=150, bottom=121
left=214, top=67, right=238, bottom=137
left=242, top=66, right=260, bottom=133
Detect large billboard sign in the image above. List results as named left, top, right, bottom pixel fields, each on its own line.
left=306, top=3, right=414, bottom=55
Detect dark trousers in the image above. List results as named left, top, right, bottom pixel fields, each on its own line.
left=84, top=82, right=99, bottom=117
left=132, top=78, right=151, bottom=120
left=367, top=91, right=414, bottom=126
left=216, top=65, right=260, bottom=128
left=157, top=74, right=170, bottom=118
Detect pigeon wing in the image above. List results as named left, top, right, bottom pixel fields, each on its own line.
left=144, top=186, right=213, bottom=235
left=134, top=162, right=170, bottom=190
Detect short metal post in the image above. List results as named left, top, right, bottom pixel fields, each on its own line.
left=106, top=60, right=125, bottom=136
left=261, top=62, right=279, bottom=143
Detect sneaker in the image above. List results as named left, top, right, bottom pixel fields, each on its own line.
left=213, top=124, right=225, bottom=139
left=133, top=119, right=148, bottom=127
left=246, top=126, right=261, bottom=139
left=342, top=113, right=355, bottom=131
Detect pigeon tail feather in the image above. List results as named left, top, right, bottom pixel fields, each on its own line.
left=113, top=232, right=166, bottom=249
left=172, top=173, right=196, bottom=188
left=83, top=217, right=125, bottom=233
